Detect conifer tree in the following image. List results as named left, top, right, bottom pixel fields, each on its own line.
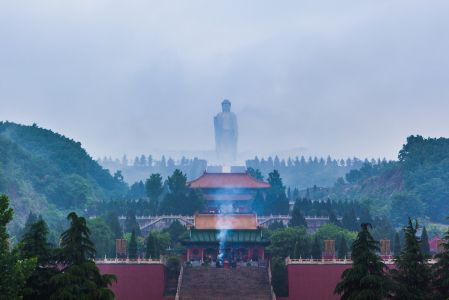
left=50, top=212, right=116, bottom=300
left=329, top=211, right=341, bottom=227
left=0, top=194, right=36, bottom=299
left=145, top=173, right=163, bottom=215
left=420, top=226, right=430, bottom=256
left=390, top=218, right=432, bottom=300
left=337, top=235, right=348, bottom=259
left=19, top=218, right=58, bottom=300
left=311, top=236, right=321, bottom=259
left=342, top=208, right=358, bottom=231
left=145, top=231, right=161, bottom=258
left=124, top=209, right=141, bottom=236
left=393, top=232, right=401, bottom=257
left=104, top=211, right=122, bottom=239
left=432, top=220, right=449, bottom=300
left=128, top=230, right=138, bottom=259
left=290, top=199, right=307, bottom=228
left=334, top=223, right=393, bottom=299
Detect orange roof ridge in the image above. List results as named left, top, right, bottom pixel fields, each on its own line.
left=188, top=172, right=270, bottom=189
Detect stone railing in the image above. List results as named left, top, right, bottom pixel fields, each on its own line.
left=175, top=264, right=184, bottom=300
left=95, top=258, right=164, bottom=264
left=285, top=257, right=438, bottom=265
left=267, top=260, right=276, bottom=300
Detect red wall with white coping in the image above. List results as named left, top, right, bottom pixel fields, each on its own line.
left=98, top=263, right=174, bottom=300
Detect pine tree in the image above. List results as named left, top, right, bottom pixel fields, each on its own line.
left=19, top=218, right=58, bottom=300
left=393, top=232, right=401, bottom=257
left=128, top=230, right=138, bottom=259
left=329, top=211, right=341, bottom=227
left=420, top=226, right=430, bottom=256
left=124, top=209, right=141, bottom=236
left=335, top=223, right=393, bottom=299
left=311, top=236, right=321, bottom=259
left=50, top=212, right=116, bottom=300
left=104, top=211, right=122, bottom=239
left=145, top=231, right=159, bottom=259
left=19, top=211, right=38, bottom=239
left=432, top=220, right=449, bottom=299
left=337, top=235, right=348, bottom=259
left=390, top=218, right=432, bottom=300
left=290, top=199, right=307, bottom=228
left=145, top=173, right=163, bottom=215
left=342, top=208, right=358, bottom=231
left=0, top=194, right=36, bottom=299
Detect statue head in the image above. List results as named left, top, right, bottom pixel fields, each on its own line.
left=221, top=99, right=231, bottom=112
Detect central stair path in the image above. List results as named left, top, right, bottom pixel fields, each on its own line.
left=178, top=266, right=273, bottom=300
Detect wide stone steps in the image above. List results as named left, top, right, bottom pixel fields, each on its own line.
left=179, top=267, right=272, bottom=300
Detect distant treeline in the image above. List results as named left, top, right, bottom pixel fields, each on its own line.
left=99, top=154, right=387, bottom=190
left=98, top=155, right=207, bottom=183
left=246, top=156, right=388, bottom=189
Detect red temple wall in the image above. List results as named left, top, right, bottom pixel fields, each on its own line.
left=98, top=264, right=173, bottom=300
left=284, top=264, right=351, bottom=300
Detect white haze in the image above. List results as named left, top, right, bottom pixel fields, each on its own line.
left=0, top=1, right=449, bottom=161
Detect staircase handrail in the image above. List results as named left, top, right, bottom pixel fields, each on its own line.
left=267, top=260, right=277, bottom=300
left=175, top=264, right=184, bottom=300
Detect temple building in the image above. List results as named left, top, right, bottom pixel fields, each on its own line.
left=183, top=171, right=271, bottom=265
left=184, top=213, right=269, bottom=263
left=188, top=171, right=270, bottom=213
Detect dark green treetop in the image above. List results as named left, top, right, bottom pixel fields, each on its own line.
left=390, top=218, right=432, bottom=300
left=335, top=223, right=393, bottom=300
left=432, top=219, right=449, bottom=300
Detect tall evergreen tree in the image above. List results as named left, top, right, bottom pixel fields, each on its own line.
left=342, top=208, right=358, bottom=232
left=128, top=230, right=138, bottom=259
left=19, top=218, right=58, bottom=300
left=145, top=231, right=159, bottom=259
left=420, top=226, right=430, bottom=256
left=337, top=235, right=348, bottom=259
left=329, top=211, right=341, bottom=227
left=50, top=212, right=116, bottom=300
left=19, top=211, right=38, bottom=239
left=0, top=194, right=36, bottom=299
left=311, top=236, right=322, bottom=259
left=104, top=211, right=122, bottom=239
left=390, top=218, right=432, bottom=300
left=393, top=232, right=401, bottom=257
left=265, top=170, right=289, bottom=214
left=145, top=173, right=163, bottom=215
left=290, top=199, right=307, bottom=228
left=124, top=209, right=141, bottom=236
left=432, top=220, right=449, bottom=300
left=335, top=223, right=393, bottom=299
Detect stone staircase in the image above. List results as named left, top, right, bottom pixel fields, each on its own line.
left=178, top=266, right=273, bottom=300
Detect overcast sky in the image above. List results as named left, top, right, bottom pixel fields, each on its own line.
left=1, top=1, right=448, bottom=161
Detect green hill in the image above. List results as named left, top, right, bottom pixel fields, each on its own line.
left=316, top=136, right=449, bottom=225
left=0, top=122, right=127, bottom=230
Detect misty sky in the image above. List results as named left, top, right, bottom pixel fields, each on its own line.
left=1, top=1, right=449, bottom=161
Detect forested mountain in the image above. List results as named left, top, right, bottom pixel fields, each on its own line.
left=312, top=136, right=449, bottom=225
left=0, top=122, right=127, bottom=230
